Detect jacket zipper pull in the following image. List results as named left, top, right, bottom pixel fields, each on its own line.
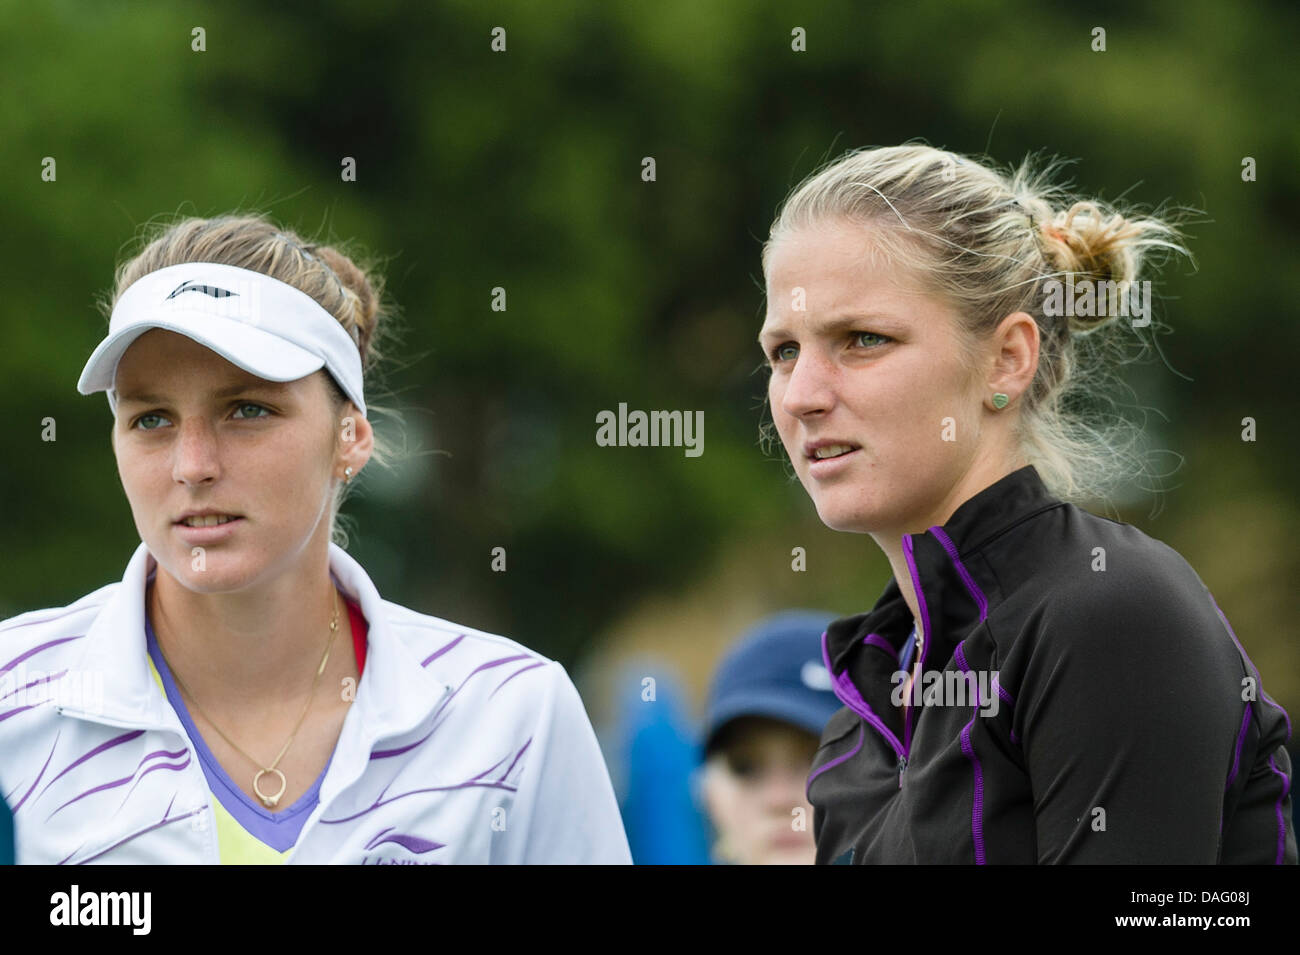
left=897, top=753, right=907, bottom=788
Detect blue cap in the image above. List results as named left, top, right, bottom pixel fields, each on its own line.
left=701, top=610, right=842, bottom=755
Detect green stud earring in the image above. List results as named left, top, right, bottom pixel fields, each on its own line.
left=991, top=392, right=1009, bottom=410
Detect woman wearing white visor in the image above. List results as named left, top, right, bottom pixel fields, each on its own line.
left=0, top=214, right=631, bottom=864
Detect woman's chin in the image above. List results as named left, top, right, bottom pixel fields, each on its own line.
left=151, top=546, right=256, bottom=592
left=814, top=502, right=878, bottom=534
left=165, top=567, right=244, bottom=593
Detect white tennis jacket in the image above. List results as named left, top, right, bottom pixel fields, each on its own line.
left=0, top=542, right=632, bottom=864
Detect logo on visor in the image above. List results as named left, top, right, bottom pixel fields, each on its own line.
left=166, top=280, right=239, bottom=300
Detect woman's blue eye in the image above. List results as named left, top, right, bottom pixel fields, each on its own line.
left=770, top=333, right=888, bottom=364
left=853, top=331, right=889, bottom=348
left=131, top=403, right=269, bottom=429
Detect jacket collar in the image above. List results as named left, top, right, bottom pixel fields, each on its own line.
left=61, top=542, right=451, bottom=755
left=826, top=464, right=1063, bottom=679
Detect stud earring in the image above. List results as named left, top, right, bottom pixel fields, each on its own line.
left=991, top=393, right=1009, bottom=410
left=344, top=466, right=354, bottom=484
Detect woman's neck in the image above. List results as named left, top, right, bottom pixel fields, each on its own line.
left=871, top=455, right=1027, bottom=631
left=147, top=548, right=342, bottom=713
left=877, top=535, right=923, bottom=633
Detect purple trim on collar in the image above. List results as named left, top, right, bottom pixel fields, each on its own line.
left=900, top=534, right=933, bottom=756
left=145, top=615, right=329, bottom=853
left=929, top=526, right=989, bottom=622
left=862, top=633, right=897, bottom=659
left=821, top=630, right=904, bottom=760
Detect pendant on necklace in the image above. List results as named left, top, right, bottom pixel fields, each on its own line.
left=253, top=767, right=287, bottom=808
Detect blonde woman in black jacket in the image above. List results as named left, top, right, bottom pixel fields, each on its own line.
left=757, top=144, right=1295, bottom=864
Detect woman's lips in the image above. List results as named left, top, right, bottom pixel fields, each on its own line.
left=806, top=447, right=860, bottom=478
left=172, top=516, right=245, bottom=543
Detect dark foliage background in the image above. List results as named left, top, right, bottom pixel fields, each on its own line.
left=3, top=1, right=1296, bottom=719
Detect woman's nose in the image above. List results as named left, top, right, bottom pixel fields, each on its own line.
left=780, top=349, right=835, bottom=418
left=172, top=418, right=221, bottom=485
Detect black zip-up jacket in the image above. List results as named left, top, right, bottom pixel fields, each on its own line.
left=808, top=465, right=1296, bottom=864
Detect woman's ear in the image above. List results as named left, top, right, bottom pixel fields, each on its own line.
left=335, top=402, right=375, bottom=476
left=988, top=311, right=1040, bottom=402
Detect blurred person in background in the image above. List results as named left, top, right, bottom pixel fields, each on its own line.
left=610, top=661, right=712, bottom=865
left=695, top=610, right=841, bottom=865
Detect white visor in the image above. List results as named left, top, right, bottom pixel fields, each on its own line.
left=77, top=261, right=366, bottom=417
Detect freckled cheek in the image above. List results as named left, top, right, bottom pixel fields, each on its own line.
left=116, top=453, right=165, bottom=507
left=250, top=443, right=331, bottom=502
left=767, top=377, right=784, bottom=412
left=861, top=367, right=941, bottom=434
left=768, top=385, right=800, bottom=446
left=772, top=405, right=798, bottom=441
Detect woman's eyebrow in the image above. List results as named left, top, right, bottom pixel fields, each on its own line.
left=759, top=312, right=900, bottom=342
left=116, top=382, right=288, bottom=405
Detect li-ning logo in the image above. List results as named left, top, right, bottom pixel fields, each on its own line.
left=159, top=276, right=259, bottom=323
left=166, top=280, right=238, bottom=301
left=360, top=827, right=446, bottom=865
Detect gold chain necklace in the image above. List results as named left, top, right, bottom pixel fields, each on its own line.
left=158, top=586, right=342, bottom=809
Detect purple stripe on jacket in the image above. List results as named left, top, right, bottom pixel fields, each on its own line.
left=929, top=526, right=989, bottom=622
left=900, top=534, right=933, bottom=755
left=1267, top=753, right=1291, bottom=865
left=0, top=635, right=84, bottom=677
left=954, top=642, right=987, bottom=865
left=39, top=730, right=146, bottom=800
left=421, top=634, right=466, bottom=668
left=11, top=733, right=60, bottom=813
left=806, top=724, right=865, bottom=803
left=1225, top=703, right=1252, bottom=791
left=862, top=633, right=898, bottom=658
